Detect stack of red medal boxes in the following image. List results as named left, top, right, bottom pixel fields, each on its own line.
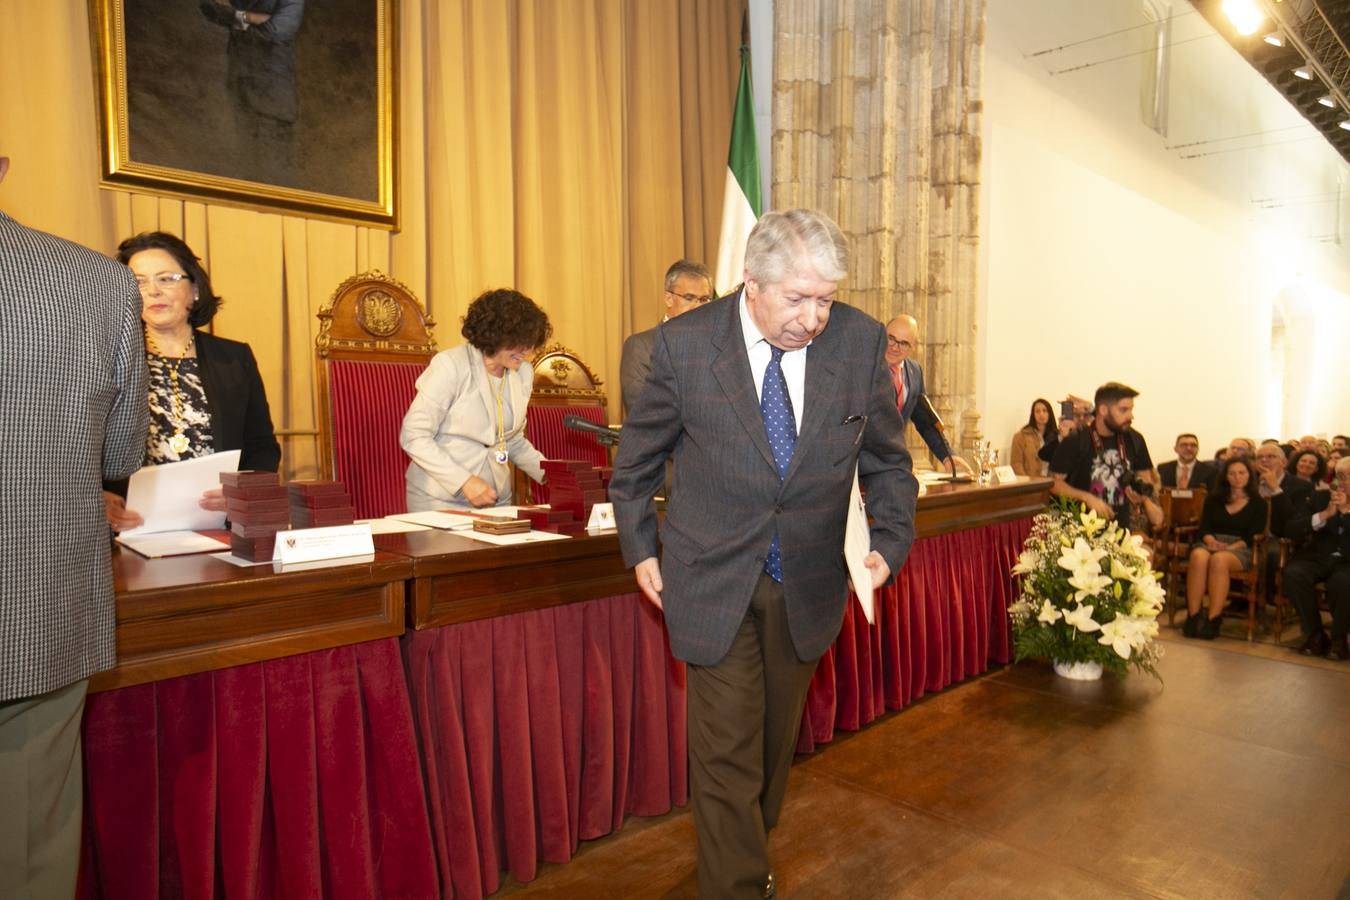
left=288, top=481, right=356, bottom=529
left=527, top=460, right=610, bottom=534
left=221, top=470, right=289, bottom=562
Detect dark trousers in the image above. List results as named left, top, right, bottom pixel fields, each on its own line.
left=686, top=574, right=820, bottom=900
left=1284, top=556, right=1350, bottom=640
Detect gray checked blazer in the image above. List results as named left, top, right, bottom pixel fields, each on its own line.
left=0, top=211, right=148, bottom=701
left=610, top=291, right=918, bottom=667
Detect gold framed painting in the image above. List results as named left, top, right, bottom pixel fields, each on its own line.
left=90, top=0, right=398, bottom=229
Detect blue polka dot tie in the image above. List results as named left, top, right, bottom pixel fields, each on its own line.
left=761, top=345, right=796, bottom=582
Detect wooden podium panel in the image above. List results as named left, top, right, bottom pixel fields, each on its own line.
left=92, top=543, right=412, bottom=692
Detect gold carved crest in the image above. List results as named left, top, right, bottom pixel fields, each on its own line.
left=356, top=289, right=402, bottom=337
left=549, top=358, right=573, bottom=383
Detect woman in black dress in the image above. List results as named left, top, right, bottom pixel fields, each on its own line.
left=1183, top=457, right=1268, bottom=639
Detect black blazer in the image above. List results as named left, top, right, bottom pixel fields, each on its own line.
left=1285, top=490, right=1350, bottom=563
left=1268, top=476, right=1313, bottom=539
left=107, top=330, right=280, bottom=494
left=1158, top=459, right=1215, bottom=489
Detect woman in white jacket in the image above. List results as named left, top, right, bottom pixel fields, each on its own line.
left=401, top=289, right=552, bottom=511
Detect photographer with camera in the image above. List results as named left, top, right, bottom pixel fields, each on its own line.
left=1049, top=382, right=1154, bottom=522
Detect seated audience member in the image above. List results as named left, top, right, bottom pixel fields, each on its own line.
left=1283, top=457, right=1350, bottom=660
left=400, top=289, right=552, bottom=511
left=1287, top=449, right=1328, bottom=490
left=1333, top=434, right=1348, bottom=452
left=1297, top=434, right=1319, bottom=451
left=105, top=232, right=281, bottom=531
left=1183, top=457, right=1268, bottom=640
left=1207, top=437, right=1255, bottom=491
left=1124, top=479, right=1164, bottom=555
left=1158, top=433, right=1214, bottom=489
left=1010, top=398, right=1055, bottom=477
left=1327, top=446, right=1345, bottom=487
left=1316, top=438, right=1332, bottom=460
left=1255, top=442, right=1313, bottom=592
left=1214, top=446, right=1229, bottom=465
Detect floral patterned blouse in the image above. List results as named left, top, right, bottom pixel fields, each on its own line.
left=145, top=352, right=214, bottom=465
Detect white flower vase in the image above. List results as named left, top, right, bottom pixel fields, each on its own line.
left=1053, top=659, right=1103, bottom=681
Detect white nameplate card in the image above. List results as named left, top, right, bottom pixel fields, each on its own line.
left=990, top=465, right=1020, bottom=485
left=1171, top=489, right=1194, bottom=498
left=272, top=524, right=374, bottom=564
left=586, top=502, right=616, bottom=532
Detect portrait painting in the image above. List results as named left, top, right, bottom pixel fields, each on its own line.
left=91, top=0, right=397, bottom=228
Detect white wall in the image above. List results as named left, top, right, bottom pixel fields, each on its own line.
left=978, top=0, right=1350, bottom=466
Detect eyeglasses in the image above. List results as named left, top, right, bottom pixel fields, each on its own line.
left=134, top=273, right=191, bottom=291
left=886, top=336, right=914, bottom=350
left=668, top=291, right=712, bottom=305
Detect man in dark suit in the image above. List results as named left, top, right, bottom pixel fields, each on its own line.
left=619, top=259, right=713, bottom=413
left=611, top=210, right=917, bottom=898
left=0, top=153, right=148, bottom=897
left=1283, top=457, right=1350, bottom=660
left=883, top=315, right=969, bottom=474
left=1157, top=433, right=1216, bottom=490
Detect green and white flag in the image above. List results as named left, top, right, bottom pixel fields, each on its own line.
left=714, top=47, right=763, bottom=296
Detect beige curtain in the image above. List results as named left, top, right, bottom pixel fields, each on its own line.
left=0, top=0, right=741, bottom=478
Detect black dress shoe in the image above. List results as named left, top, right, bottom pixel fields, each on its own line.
left=1325, top=636, right=1350, bottom=662
left=1183, top=615, right=1200, bottom=638
left=1199, top=616, right=1222, bottom=640
left=1298, top=629, right=1329, bottom=657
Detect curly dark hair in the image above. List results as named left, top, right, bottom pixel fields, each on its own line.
left=116, top=231, right=221, bottom=328
left=1286, top=448, right=1327, bottom=483
left=461, top=289, right=552, bottom=356
left=1217, top=457, right=1260, bottom=503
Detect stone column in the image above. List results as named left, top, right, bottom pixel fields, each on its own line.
left=772, top=0, right=985, bottom=464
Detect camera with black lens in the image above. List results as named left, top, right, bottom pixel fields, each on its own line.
left=1125, top=474, right=1154, bottom=498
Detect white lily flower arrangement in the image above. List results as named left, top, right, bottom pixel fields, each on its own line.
left=1008, top=499, right=1164, bottom=680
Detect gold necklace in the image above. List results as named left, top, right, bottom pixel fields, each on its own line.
left=145, top=329, right=195, bottom=455
left=492, top=373, right=509, bottom=464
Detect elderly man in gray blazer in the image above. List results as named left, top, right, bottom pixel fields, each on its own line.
left=0, top=154, right=148, bottom=897
left=610, top=209, right=918, bottom=899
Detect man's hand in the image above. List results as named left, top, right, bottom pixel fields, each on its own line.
left=862, top=551, right=890, bottom=590
left=1330, top=490, right=1347, bottom=517
left=461, top=475, right=498, bottom=508
left=945, top=455, right=974, bottom=476
left=1084, top=494, right=1113, bottom=520
left=104, top=491, right=144, bottom=532
left=634, top=557, right=663, bottom=609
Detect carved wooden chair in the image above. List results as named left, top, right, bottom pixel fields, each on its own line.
left=315, top=271, right=436, bottom=519
left=518, top=344, right=610, bottom=504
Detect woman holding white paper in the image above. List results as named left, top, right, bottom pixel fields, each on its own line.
left=103, top=232, right=280, bottom=531
left=400, top=289, right=551, bottom=511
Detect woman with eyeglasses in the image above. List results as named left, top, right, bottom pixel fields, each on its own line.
left=400, top=288, right=552, bottom=511
left=103, top=231, right=280, bottom=531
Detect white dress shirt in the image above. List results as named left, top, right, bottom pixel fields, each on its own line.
left=740, top=292, right=807, bottom=435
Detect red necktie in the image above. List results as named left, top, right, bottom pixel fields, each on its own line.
left=1177, top=465, right=1189, bottom=490
left=891, top=364, right=906, bottom=412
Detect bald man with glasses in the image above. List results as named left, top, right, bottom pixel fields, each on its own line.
left=884, top=315, right=971, bottom=475
left=620, top=259, right=714, bottom=414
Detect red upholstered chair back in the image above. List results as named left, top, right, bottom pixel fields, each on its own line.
left=316, top=272, right=436, bottom=519
left=522, top=345, right=610, bottom=504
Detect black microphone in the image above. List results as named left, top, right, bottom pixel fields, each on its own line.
left=563, top=414, right=621, bottom=446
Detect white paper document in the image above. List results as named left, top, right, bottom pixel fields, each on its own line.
left=842, top=466, right=876, bottom=625
left=118, top=450, right=242, bottom=536
left=360, top=518, right=432, bottom=535
left=456, top=530, right=572, bottom=546
left=390, top=510, right=478, bottom=530
left=116, top=530, right=229, bottom=558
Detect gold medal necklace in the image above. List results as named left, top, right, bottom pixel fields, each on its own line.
left=145, top=328, right=194, bottom=455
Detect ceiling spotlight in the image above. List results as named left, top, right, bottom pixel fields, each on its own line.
left=1340, top=120, right=1350, bottom=131
left=1263, top=31, right=1285, bottom=47
left=1222, top=0, right=1264, bottom=35
left=1293, top=65, right=1313, bottom=80
left=1320, top=95, right=1337, bottom=108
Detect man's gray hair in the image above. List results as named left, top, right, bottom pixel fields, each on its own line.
left=744, top=209, right=848, bottom=286
left=664, top=259, right=711, bottom=292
